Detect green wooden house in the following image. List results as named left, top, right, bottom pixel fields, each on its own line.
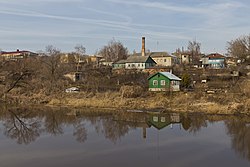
left=148, top=72, right=181, bottom=91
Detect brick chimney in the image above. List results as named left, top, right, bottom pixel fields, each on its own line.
left=141, top=37, right=145, bottom=56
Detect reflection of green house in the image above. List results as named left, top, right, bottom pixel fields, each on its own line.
left=147, top=114, right=171, bottom=130
left=148, top=72, right=181, bottom=92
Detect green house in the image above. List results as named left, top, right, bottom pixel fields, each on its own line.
left=148, top=72, right=181, bottom=91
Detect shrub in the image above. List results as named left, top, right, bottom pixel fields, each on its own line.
left=119, top=85, right=144, bottom=98
left=181, top=73, right=192, bottom=88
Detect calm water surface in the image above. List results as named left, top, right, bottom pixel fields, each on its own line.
left=0, top=107, right=250, bottom=167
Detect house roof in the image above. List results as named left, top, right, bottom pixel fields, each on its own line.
left=116, top=55, right=156, bottom=64
left=207, top=53, right=225, bottom=59
left=130, top=53, right=151, bottom=57
left=149, top=52, right=175, bottom=58
left=1, top=50, right=35, bottom=55
left=131, top=52, right=176, bottom=58
left=126, top=56, right=150, bottom=63
left=160, top=72, right=181, bottom=80
left=148, top=72, right=181, bottom=81
left=114, top=59, right=127, bottom=64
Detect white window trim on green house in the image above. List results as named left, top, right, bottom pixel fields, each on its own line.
left=153, top=80, right=158, bottom=86
left=160, top=80, right=166, bottom=86
left=148, top=72, right=181, bottom=92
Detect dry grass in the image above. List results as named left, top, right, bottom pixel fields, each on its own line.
left=119, top=85, right=144, bottom=98
left=47, top=90, right=250, bottom=115
left=240, top=79, right=250, bottom=97
left=4, top=79, right=249, bottom=115
left=48, top=91, right=171, bottom=110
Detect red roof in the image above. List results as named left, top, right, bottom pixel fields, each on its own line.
left=207, top=53, right=225, bottom=59
left=1, top=50, right=30, bottom=55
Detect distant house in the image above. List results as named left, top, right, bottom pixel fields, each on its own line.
left=148, top=72, right=181, bottom=91
left=64, top=72, right=82, bottom=82
left=87, top=55, right=103, bottom=65
left=113, top=59, right=126, bottom=69
left=180, top=52, right=192, bottom=64
left=172, top=51, right=192, bottom=64
left=0, top=49, right=37, bottom=61
left=201, top=53, right=225, bottom=69
left=60, top=53, right=87, bottom=64
left=149, top=52, right=177, bottom=67
left=99, top=59, right=113, bottom=67
left=225, top=56, right=237, bottom=67
left=125, top=55, right=156, bottom=69
left=113, top=55, right=156, bottom=70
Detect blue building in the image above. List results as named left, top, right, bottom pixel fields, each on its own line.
left=201, top=53, right=225, bottom=69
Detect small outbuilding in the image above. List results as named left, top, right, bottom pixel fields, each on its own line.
left=148, top=72, right=181, bottom=91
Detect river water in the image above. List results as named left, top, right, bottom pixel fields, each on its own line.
left=0, top=107, right=250, bottom=167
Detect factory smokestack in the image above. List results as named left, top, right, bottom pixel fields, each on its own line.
left=141, top=37, right=145, bottom=56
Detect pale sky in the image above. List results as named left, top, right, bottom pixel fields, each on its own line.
left=0, top=0, right=249, bottom=54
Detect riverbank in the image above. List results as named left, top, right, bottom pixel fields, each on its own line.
left=2, top=78, right=249, bottom=115
left=45, top=90, right=249, bottom=115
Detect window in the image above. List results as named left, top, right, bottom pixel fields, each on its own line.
left=160, top=80, right=166, bottom=86
left=161, top=117, right=166, bottom=122
left=153, top=80, right=158, bottom=86
left=171, top=81, right=179, bottom=85
left=164, top=59, right=166, bottom=62
left=153, top=116, right=159, bottom=122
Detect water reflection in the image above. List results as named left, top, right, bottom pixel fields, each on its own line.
left=225, top=117, right=250, bottom=160
left=0, top=106, right=250, bottom=162
left=3, top=109, right=41, bottom=144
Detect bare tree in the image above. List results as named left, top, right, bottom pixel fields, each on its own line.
left=74, top=44, right=86, bottom=56
left=98, top=39, right=128, bottom=62
left=74, top=44, right=86, bottom=71
left=0, top=58, right=36, bottom=99
left=41, top=45, right=61, bottom=92
left=227, top=35, right=250, bottom=61
left=187, top=40, right=201, bottom=64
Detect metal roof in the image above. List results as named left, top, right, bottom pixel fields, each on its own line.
left=126, top=56, right=151, bottom=63
left=149, top=52, right=171, bottom=58
left=148, top=72, right=181, bottom=81
left=114, top=59, right=127, bottom=64
left=159, top=72, right=181, bottom=80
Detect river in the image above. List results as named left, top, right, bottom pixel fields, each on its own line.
left=0, top=107, right=250, bottom=167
